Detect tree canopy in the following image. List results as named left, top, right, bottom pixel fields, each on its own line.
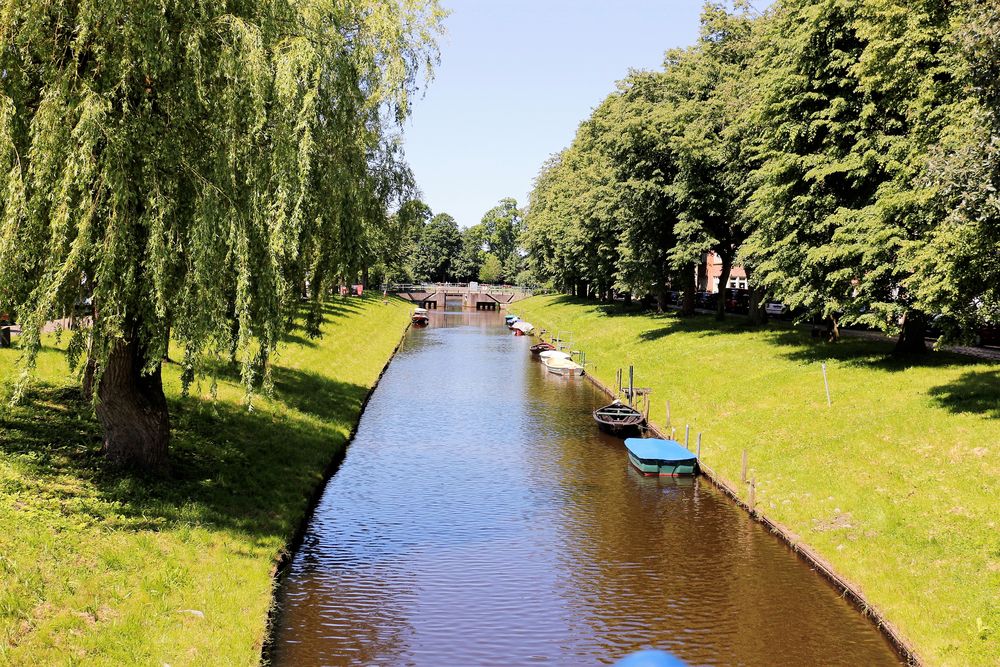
left=0, top=0, right=444, bottom=469
left=523, top=0, right=999, bottom=350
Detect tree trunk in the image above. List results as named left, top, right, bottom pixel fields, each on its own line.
left=361, top=265, right=370, bottom=289
left=655, top=284, right=669, bottom=313
left=681, top=264, right=696, bottom=316
left=827, top=315, right=840, bottom=342
left=894, top=311, right=928, bottom=356
left=744, top=266, right=764, bottom=325
left=95, top=336, right=171, bottom=472
left=716, top=255, right=733, bottom=321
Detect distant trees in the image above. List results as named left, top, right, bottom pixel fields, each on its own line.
left=478, top=254, right=503, bottom=284
left=413, top=214, right=462, bottom=282
left=523, top=0, right=1000, bottom=351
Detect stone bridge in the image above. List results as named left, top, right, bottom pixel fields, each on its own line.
left=384, top=284, right=534, bottom=311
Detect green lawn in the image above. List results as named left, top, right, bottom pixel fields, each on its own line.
left=514, top=295, right=999, bottom=667
left=0, top=295, right=412, bottom=666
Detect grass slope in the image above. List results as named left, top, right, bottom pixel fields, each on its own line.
left=0, top=295, right=411, bottom=665
left=515, top=295, right=999, bottom=667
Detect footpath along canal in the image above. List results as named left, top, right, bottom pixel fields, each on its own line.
left=270, top=308, right=902, bottom=666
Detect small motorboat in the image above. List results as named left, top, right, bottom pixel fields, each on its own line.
left=512, top=321, right=534, bottom=336
left=504, top=314, right=519, bottom=327
left=538, top=350, right=571, bottom=361
left=624, top=438, right=698, bottom=477
left=529, top=341, right=556, bottom=354
left=412, top=308, right=429, bottom=326
left=593, top=400, right=645, bottom=436
left=542, top=356, right=585, bottom=376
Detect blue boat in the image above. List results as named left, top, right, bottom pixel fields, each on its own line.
left=624, top=438, right=699, bottom=477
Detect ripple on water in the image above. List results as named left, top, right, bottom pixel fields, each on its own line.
left=272, top=310, right=903, bottom=667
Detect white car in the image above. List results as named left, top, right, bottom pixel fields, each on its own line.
left=765, top=302, right=788, bottom=316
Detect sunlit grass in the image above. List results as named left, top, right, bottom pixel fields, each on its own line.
left=515, top=295, right=999, bottom=667
left=0, top=295, right=412, bottom=665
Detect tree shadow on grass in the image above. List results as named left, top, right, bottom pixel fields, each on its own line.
left=927, top=370, right=1000, bottom=419
left=0, top=368, right=369, bottom=540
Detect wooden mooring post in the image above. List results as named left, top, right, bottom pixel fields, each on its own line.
left=696, top=433, right=702, bottom=460
left=741, top=449, right=748, bottom=484
left=685, top=424, right=690, bottom=449
left=666, top=400, right=671, bottom=428
left=749, top=477, right=757, bottom=514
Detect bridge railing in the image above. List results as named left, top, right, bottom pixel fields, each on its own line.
left=382, top=283, right=535, bottom=297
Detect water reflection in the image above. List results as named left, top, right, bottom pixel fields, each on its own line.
left=272, top=309, right=901, bottom=666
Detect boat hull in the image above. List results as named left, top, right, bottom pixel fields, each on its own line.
left=543, top=361, right=585, bottom=376
left=627, top=451, right=698, bottom=477
left=597, top=421, right=643, bottom=437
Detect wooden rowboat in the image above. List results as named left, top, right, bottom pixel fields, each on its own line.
left=624, top=438, right=698, bottom=477
left=412, top=307, right=429, bottom=326
left=529, top=341, right=556, bottom=354
left=593, top=400, right=645, bottom=435
left=542, top=356, right=585, bottom=377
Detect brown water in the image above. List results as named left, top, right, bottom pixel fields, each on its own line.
left=271, top=309, right=902, bottom=666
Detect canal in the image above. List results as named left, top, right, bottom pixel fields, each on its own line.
left=271, top=309, right=902, bottom=666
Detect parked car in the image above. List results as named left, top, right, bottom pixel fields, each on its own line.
left=724, top=289, right=750, bottom=314
left=695, top=291, right=718, bottom=310
left=977, top=324, right=1000, bottom=347
left=765, top=302, right=788, bottom=317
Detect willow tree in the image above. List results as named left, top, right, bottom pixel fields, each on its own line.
left=0, top=0, right=444, bottom=470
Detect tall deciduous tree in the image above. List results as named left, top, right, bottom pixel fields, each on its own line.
left=413, top=213, right=461, bottom=282
left=0, top=0, right=444, bottom=470
left=480, top=198, right=523, bottom=278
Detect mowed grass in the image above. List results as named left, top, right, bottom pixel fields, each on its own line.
left=0, top=295, right=412, bottom=666
left=515, top=295, right=999, bottom=667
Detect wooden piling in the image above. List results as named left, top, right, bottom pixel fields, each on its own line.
left=822, top=362, right=832, bottom=406
left=749, top=477, right=756, bottom=514
left=685, top=424, right=690, bottom=449
left=666, top=400, right=671, bottom=428
left=741, top=449, right=748, bottom=484
left=696, top=433, right=702, bottom=460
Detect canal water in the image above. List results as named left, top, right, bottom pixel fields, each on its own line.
left=271, top=309, right=901, bottom=666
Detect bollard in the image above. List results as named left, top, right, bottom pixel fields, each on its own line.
left=822, top=362, right=832, bottom=406
left=741, top=449, right=748, bottom=484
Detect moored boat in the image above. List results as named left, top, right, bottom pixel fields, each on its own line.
left=593, top=400, right=645, bottom=435
left=542, top=356, right=585, bottom=376
left=623, top=438, right=698, bottom=477
left=512, top=321, right=534, bottom=335
left=538, top=350, right=571, bottom=361
left=412, top=307, right=429, bottom=326
left=504, top=314, right=519, bottom=326
left=530, top=341, right=556, bottom=354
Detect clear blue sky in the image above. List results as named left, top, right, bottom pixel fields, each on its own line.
left=402, top=1, right=712, bottom=229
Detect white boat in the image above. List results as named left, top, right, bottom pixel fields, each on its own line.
left=538, top=350, right=571, bottom=360
left=512, top=321, right=534, bottom=334
left=542, top=356, right=585, bottom=376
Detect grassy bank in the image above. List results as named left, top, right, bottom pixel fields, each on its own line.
left=515, top=295, right=999, bottom=666
left=0, top=295, right=411, bottom=665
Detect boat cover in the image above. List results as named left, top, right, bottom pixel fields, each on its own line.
left=624, top=438, right=697, bottom=462
left=539, top=350, right=571, bottom=360
left=512, top=321, right=533, bottom=333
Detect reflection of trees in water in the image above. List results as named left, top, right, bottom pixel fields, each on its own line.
left=547, top=426, right=900, bottom=666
